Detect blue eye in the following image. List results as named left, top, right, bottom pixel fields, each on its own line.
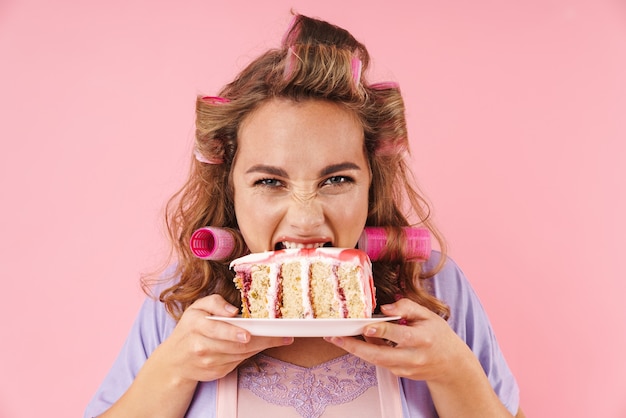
left=255, top=178, right=283, bottom=187
left=323, top=176, right=353, bottom=186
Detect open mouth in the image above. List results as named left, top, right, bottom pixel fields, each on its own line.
left=275, top=241, right=333, bottom=250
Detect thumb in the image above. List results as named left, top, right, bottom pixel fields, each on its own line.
left=189, top=294, right=240, bottom=317
left=380, top=298, right=434, bottom=322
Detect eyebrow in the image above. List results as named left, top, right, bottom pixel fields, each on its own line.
left=319, top=162, right=362, bottom=176
left=245, top=165, right=289, bottom=177
left=245, top=162, right=362, bottom=177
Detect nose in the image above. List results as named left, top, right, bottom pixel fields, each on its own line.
left=285, top=193, right=325, bottom=234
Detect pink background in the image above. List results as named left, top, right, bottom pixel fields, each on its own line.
left=1, top=1, right=625, bottom=417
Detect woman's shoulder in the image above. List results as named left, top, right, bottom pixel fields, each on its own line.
left=422, top=252, right=492, bottom=333
left=133, top=265, right=181, bottom=339
left=422, top=251, right=472, bottom=298
left=408, top=252, right=521, bottom=415
left=142, top=263, right=181, bottom=294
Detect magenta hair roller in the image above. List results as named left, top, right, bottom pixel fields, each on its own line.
left=189, top=227, right=236, bottom=260
left=190, top=226, right=430, bottom=261
left=358, top=227, right=431, bottom=261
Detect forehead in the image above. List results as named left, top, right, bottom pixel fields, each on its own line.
left=236, top=99, right=366, bottom=169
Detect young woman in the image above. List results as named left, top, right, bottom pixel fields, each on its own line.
left=86, top=14, right=524, bottom=418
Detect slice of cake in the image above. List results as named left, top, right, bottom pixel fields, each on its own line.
left=230, top=248, right=375, bottom=319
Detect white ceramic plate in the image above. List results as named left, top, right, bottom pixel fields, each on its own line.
left=208, top=315, right=402, bottom=337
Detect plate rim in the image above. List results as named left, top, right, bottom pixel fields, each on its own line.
left=207, top=314, right=402, bottom=337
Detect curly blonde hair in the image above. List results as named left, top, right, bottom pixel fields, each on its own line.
left=153, top=14, right=450, bottom=321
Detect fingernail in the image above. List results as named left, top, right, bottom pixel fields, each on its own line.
left=381, top=303, right=396, bottom=312
left=236, top=332, right=249, bottom=343
left=225, top=304, right=239, bottom=314
left=324, top=336, right=344, bottom=347
left=364, top=327, right=377, bottom=336
left=282, top=337, right=294, bottom=345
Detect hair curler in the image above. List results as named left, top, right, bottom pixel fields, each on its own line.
left=357, top=227, right=431, bottom=261
left=190, top=226, right=431, bottom=261
left=189, top=227, right=237, bottom=261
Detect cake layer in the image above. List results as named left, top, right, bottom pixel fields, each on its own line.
left=230, top=248, right=375, bottom=319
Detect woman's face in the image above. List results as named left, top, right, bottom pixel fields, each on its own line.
left=232, top=98, right=371, bottom=253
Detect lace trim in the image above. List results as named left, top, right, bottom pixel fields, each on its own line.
left=238, top=353, right=377, bottom=418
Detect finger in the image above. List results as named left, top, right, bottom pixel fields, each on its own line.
left=324, top=335, right=398, bottom=366
left=248, top=335, right=295, bottom=352
left=362, top=321, right=414, bottom=348
left=362, top=335, right=393, bottom=346
left=196, top=315, right=253, bottom=344
left=362, top=324, right=398, bottom=347
left=379, top=298, right=435, bottom=322
left=189, top=294, right=241, bottom=317
left=197, top=316, right=294, bottom=352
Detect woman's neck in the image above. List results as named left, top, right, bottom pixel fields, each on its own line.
left=262, top=337, right=347, bottom=368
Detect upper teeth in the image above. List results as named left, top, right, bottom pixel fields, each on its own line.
left=282, top=242, right=326, bottom=249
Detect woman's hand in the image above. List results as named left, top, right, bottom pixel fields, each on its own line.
left=324, top=298, right=514, bottom=417
left=151, top=293, right=294, bottom=384
left=101, top=295, right=293, bottom=417
left=325, top=298, right=470, bottom=382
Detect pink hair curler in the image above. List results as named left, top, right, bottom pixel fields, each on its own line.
left=358, top=227, right=431, bottom=261
left=189, top=226, right=431, bottom=261
left=194, top=148, right=224, bottom=164
left=189, top=227, right=236, bottom=260
left=369, top=81, right=400, bottom=90
left=200, top=96, right=230, bottom=104
left=351, top=57, right=362, bottom=85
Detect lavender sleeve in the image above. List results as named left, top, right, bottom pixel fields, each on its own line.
left=401, top=253, right=520, bottom=416
left=83, top=296, right=173, bottom=417
left=83, top=293, right=220, bottom=418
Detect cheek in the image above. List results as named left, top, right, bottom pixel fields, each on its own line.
left=234, top=194, right=282, bottom=251
left=327, top=191, right=370, bottom=243
left=235, top=204, right=262, bottom=250
left=235, top=193, right=261, bottom=223
left=340, top=195, right=368, bottom=220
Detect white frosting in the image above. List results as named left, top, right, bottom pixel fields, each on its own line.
left=267, top=263, right=279, bottom=319
left=300, top=259, right=313, bottom=318
left=231, top=248, right=374, bottom=318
